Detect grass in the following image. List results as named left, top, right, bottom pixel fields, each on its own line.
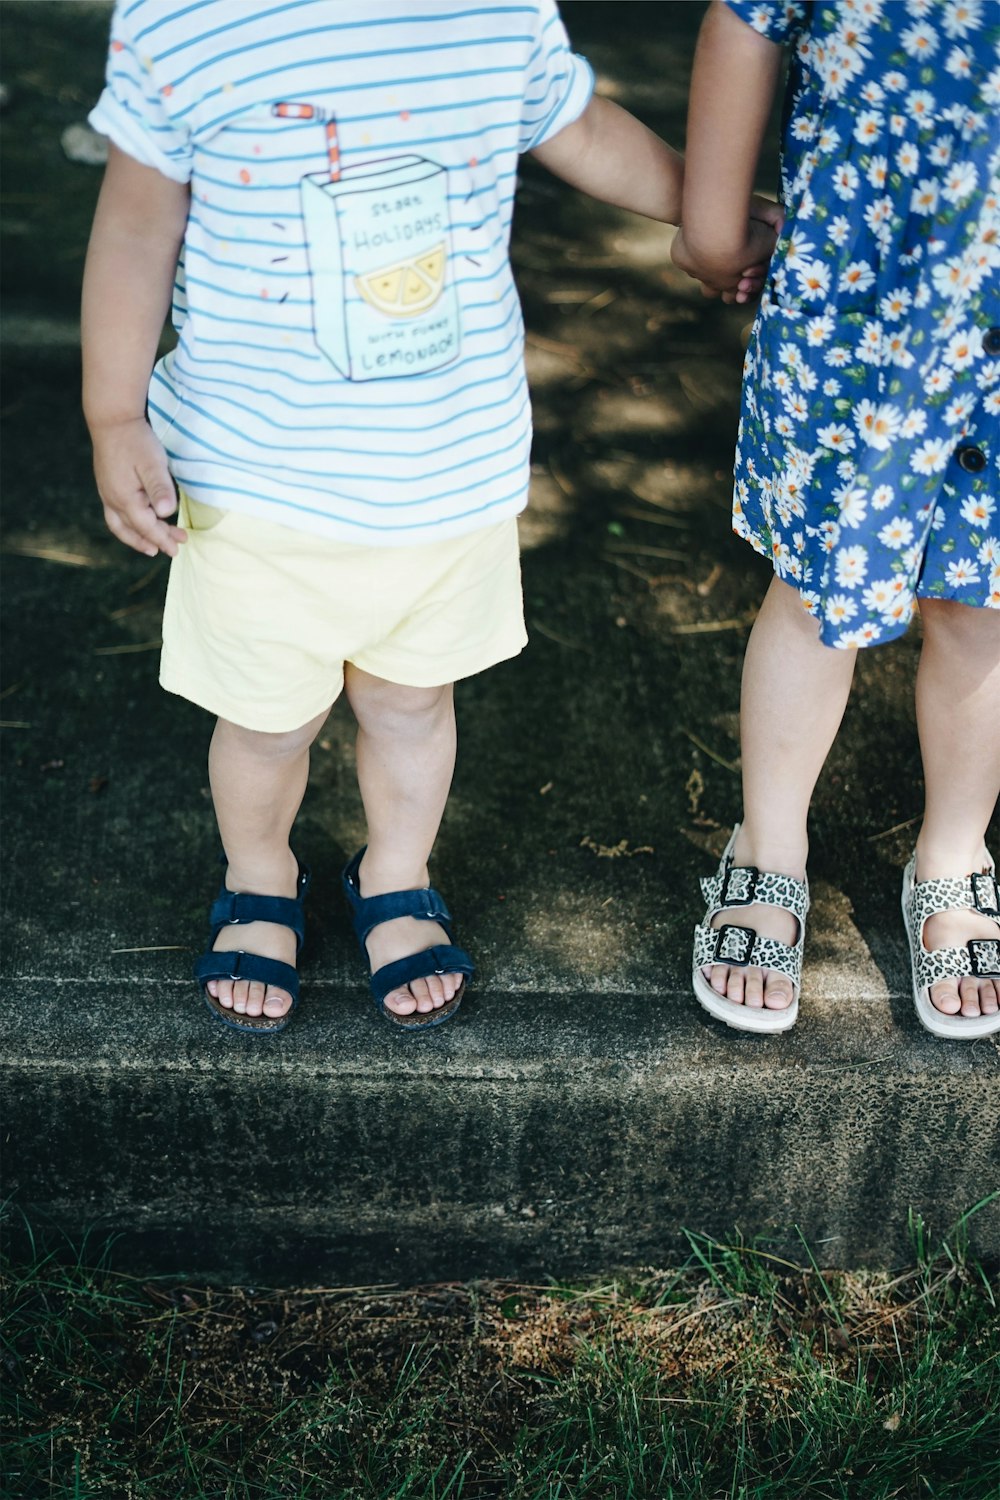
left=2, top=1211, right=998, bottom=1500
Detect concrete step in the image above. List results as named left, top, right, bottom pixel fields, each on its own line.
left=6, top=897, right=999, bottom=1281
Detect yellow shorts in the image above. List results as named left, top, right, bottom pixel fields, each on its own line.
left=159, top=493, right=527, bottom=732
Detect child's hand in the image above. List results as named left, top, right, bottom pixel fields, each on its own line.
left=673, top=194, right=784, bottom=305
left=91, top=417, right=187, bottom=558
left=734, top=194, right=784, bottom=303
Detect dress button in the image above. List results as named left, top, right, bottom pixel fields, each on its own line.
left=984, top=327, right=1000, bottom=356
left=955, top=444, right=987, bottom=474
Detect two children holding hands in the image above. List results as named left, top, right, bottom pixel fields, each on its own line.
left=83, top=1, right=999, bottom=1041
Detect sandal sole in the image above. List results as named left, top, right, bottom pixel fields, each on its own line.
left=201, top=988, right=295, bottom=1035
left=377, top=978, right=466, bottom=1032
left=692, top=965, right=798, bottom=1033
left=901, top=863, right=1000, bottom=1040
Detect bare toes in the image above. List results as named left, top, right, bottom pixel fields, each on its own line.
left=980, top=982, right=1000, bottom=1016
left=763, top=976, right=794, bottom=1011
left=426, top=974, right=449, bottom=1008
left=708, top=964, right=729, bottom=996
left=725, top=969, right=746, bottom=1006
left=930, top=982, right=962, bottom=1016
left=213, top=979, right=233, bottom=1008
left=245, top=980, right=266, bottom=1017
left=263, top=986, right=292, bottom=1018
left=743, top=970, right=764, bottom=1009
left=958, top=977, right=991, bottom=1017
left=383, top=985, right=419, bottom=1016
left=408, top=977, right=436, bottom=1013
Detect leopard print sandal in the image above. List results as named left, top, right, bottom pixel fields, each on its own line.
left=901, top=854, right=1000, bottom=1040
left=692, top=824, right=808, bottom=1034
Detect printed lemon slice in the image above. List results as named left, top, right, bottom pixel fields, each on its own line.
left=355, top=242, right=447, bottom=319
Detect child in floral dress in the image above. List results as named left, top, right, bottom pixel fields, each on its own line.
left=673, top=0, right=1000, bottom=1036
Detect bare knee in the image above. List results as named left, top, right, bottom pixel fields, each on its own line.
left=213, top=707, right=329, bottom=763
left=919, top=597, right=1000, bottom=653
left=759, top=574, right=829, bottom=643
left=345, top=667, right=453, bottom=735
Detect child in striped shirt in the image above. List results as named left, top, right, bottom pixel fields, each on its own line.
left=83, top=0, right=779, bottom=1034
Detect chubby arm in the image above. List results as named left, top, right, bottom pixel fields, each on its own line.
left=531, top=92, right=685, bottom=224
left=672, top=1, right=784, bottom=290
left=532, top=84, right=782, bottom=302
left=81, top=143, right=190, bottom=557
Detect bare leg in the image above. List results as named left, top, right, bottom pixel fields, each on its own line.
left=913, top=598, right=1000, bottom=1019
left=705, top=575, right=857, bottom=1009
left=206, top=706, right=330, bottom=1018
left=344, top=664, right=462, bottom=1016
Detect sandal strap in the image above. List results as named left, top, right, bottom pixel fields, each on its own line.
left=912, top=938, right=1000, bottom=988
left=693, top=920, right=803, bottom=988
left=194, top=949, right=300, bottom=999
left=342, top=848, right=453, bottom=945
left=370, top=944, right=474, bottom=1007
left=350, top=888, right=453, bottom=945
left=700, top=861, right=808, bottom=923
left=908, top=870, right=1000, bottom=935
left=208, top=862, right=310, bottom=949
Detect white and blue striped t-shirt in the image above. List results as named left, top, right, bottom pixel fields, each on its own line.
left=89, top=0, right=594, bottom=544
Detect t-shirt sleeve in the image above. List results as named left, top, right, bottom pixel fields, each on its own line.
left=87, top=4, right=193, bottom=183
left=519, top=0, right=595, bottom=153
left=721, top=1, right=808, bottom=44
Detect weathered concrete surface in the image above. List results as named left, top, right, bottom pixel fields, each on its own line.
left=2, top=2, right=998, bottom=1279
left=5, top=979, right=999, bottom=1281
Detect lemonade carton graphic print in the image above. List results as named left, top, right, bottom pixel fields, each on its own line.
left=279, top=105, right=461, bottom=382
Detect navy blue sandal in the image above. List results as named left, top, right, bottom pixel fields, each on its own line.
left=193, top=860, right=310, bottom=1035
left=342, top=847, right=473, bottom=1030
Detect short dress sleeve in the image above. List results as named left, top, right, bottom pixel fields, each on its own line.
left=87, top=4, right=193, bottom=183
left=518, top=0, right=595, bottom=153
left=721, top=1, right=808, bottom=44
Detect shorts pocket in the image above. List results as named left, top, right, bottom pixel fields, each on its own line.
left=179, top=491, right=229, bottom=533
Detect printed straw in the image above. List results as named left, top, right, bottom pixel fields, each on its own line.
left=270, top=103, right=340, bottom=181
left=325, top=116, right=341, bottom=180
left=272, top=101, right=316, bottom=119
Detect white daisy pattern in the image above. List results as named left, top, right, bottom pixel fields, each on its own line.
left=727, top=0, right=1000, bottom=647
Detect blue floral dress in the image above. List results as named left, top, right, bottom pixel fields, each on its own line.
left=724, top=0, right=1000, bottom=647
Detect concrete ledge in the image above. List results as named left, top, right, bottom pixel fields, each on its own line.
left=6, top=980, right=998, bottom=1281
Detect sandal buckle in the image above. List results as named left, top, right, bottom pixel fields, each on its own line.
left=968, top=939, right=1000, bottom=978
left=228, top=950, right=247, bottom=980
left=719, top=863, right=758, bottom=907
left=219, top=891, right=241, bottom=924
left=713, top=924, right=756, bottom=966
left=971, top=873, right=1000, bottom=918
